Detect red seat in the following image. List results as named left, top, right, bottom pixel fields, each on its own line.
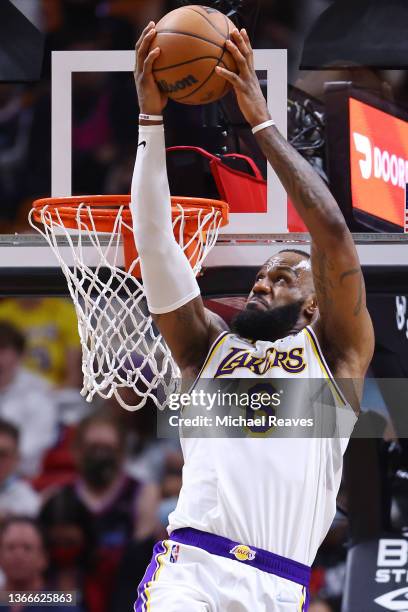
left=31, top=426, right=77, bottom=492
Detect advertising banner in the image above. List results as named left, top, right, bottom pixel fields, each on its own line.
left=350, top=97, right=408, bottom=228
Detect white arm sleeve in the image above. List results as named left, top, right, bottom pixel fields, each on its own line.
left=130, top=124, right=200, bottom=314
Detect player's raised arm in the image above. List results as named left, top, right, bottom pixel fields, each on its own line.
left=131, top=23, right=223, bottom=373
left=216, top=29, right=374, bottom=387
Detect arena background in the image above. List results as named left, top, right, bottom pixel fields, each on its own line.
left=0, top=1, right=407, bottom=611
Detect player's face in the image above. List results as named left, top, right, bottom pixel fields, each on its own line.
left=231, top=253, right=315, bottom=342
left=246, top=253, right=312, bottom=313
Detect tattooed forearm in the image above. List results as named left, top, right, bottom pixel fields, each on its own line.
left=255, top=127, right=346, bottom=237
left=339, top=268, right=364, bottom=317
left=312, top=239, right=367, bottom=333
left=311, top=246, right=335, bottom=313
left=339, top=268, right=360, bottom=284
left=254, top=125, right=374, bottom=369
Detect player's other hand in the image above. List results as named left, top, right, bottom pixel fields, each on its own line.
left=216, top=29, right=270, bottom=128
left=134, top=22, right=168, bottom=115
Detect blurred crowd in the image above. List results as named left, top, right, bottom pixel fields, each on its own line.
left=0, top=296, right=182, bottom=611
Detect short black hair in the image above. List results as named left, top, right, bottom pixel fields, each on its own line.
left=40, top=488, right=91, bottom=528
left=0, top=321, right=25, bottom=354
left=39, top=488, right=95, bottom=568
left=278, top=248, right=310, bottom=260
left=0, top=419, right=19, bottom=445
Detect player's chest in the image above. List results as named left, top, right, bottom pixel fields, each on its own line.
left=207, top=338, right=310, bottom=378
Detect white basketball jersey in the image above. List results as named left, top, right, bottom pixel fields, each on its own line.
left=168, top=326, right=356, bottom=566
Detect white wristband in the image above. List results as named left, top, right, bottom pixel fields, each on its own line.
left=139, top=113, right=163, bottom=122
left=252, top=119, right=275, bottom=134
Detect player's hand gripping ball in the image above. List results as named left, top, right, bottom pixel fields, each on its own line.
left=150, top=5, right=238, bottom=105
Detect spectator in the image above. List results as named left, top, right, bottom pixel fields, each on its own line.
left=0, top=517, right=82, bottom=611
left=0, top=420, right=40, bottom=519
left=0, top=517, right=46, bottom=594
left=0, top=299, right=81, bottom=388
left=111, top=353, right=181, bottom=485
left=45, top=413, right=159, bottom=611
left=40, top=488, right=102, bottom=611
left=0, top=322, right=58, bottom=477
left=157, top=449, right=183, bottom=535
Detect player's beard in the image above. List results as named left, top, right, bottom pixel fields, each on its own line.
left=231, top=299, right=304, bottom=342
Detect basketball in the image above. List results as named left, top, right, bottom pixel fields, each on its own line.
left=150, top=5, right=238, bottom=105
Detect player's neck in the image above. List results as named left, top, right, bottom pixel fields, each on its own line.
left=288, top=324, right=306, bottom=337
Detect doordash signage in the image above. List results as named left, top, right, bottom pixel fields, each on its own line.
left=349, top=97, right=408, bottom=227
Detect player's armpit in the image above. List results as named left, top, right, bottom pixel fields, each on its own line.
left=310, top=236, right=374, bottom=382
left=153, top=299, right=225, bottom=374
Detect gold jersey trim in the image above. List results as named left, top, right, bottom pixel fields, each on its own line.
left=304, top=326, right=347, bottom=407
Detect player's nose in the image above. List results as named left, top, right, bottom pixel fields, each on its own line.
left=253, top=277, right=272, bottom=295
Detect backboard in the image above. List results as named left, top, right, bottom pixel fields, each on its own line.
left=48, top=49, right=408, bottom=268
left=0, top=48, right=407, bottom=298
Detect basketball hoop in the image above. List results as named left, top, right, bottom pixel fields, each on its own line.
left=29, top=195, right=228, bottom=411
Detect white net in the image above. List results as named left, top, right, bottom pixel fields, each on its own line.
left=29, top=197, right=225, bottom=411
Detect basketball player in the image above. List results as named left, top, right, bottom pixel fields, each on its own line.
left=132, top=23, right=374, bottom=612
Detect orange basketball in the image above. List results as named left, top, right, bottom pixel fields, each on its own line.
left=151, top=5, right=238, bottom=105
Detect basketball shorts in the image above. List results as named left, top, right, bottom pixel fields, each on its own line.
left=134, top=528, right=310, bottom=611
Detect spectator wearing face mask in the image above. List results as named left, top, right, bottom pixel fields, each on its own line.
left=43, top=413, right=159, bottom=612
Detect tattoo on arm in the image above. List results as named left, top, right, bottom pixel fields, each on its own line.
left=354, top=277, right=363, bottom=317
left=313, top=251, right=334, bottom=312
left=339, top=268, right=364, bottom=317
left=255, top=129, right=345, bottom=220
left=314, top=252, right=365, bottom=321
left=259, top=137, right=319, bottom=211
left=339, top=268, right=360, bottom=284
left=254, top=128, right=373, bottom=367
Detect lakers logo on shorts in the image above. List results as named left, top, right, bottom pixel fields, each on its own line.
left=229, top=544, right=256, bottom=561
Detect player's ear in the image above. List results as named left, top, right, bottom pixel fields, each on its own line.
left=303, top=294, right=318, bottom=320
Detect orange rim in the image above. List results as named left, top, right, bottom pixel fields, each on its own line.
left=32, top=195, right=229, bottom=232
left=32, top=195, right=229, bottom=276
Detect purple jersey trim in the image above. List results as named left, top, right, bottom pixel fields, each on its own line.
left=169, top=527, right=311, bottom=588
